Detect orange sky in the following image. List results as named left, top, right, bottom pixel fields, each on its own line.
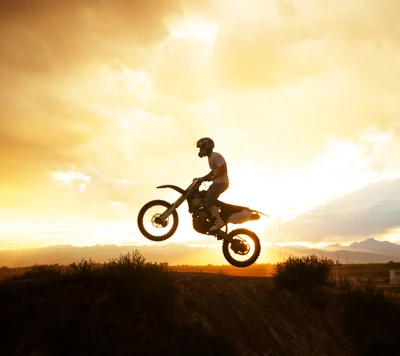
left=1, top=0, right=400, bottom=251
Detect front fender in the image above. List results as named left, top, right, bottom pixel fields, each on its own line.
left=156, top=184, right=185, bottom=195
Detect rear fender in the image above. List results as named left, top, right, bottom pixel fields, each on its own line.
left=227, top=209, right=267, bottom=224
left=250, top=209, right=268, bottom=217
left=227, top=210, right=253, bottom=224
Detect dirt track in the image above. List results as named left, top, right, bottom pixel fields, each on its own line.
left=173, top=272, right=352, bottom=356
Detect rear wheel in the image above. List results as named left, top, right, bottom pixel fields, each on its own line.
left=137, top=200, right=179, bottom=241
left=222, top=228, right=261, bottom=268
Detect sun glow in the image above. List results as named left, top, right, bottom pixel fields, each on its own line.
left=51, top=171, right=91, bottom=188
left=225, top=129, right=399, bottom=228
left=167, top=18, right=219, bottom=44
left=2, top=0, right=400, bottom=260
left=0, top=217, right=140, bottom=251
left=375, top=227, right=400, bottom=244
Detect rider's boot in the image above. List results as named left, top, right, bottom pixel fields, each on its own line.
left=209, top=206, right=224, bottom=232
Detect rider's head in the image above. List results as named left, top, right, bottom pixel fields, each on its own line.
left=196, top=137, right=214, bottom=158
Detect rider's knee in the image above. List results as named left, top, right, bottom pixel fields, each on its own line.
left=203, top=201, right=213, bottom=209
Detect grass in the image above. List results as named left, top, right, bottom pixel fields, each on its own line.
left=0, top=251, right=235, bottom=356
left=2, top=257, right=400, bottom=355
left=332, top=262, right=400, bottom=280
left=334, top=277, right=400, bottom=356
left=272, top=256, right=400, bottom=356
left=2, top=262, right=400, bottom=281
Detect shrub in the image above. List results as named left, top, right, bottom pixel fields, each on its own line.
left=338, top=278, right=400, bottom=355
left=272, top=254, right=334, bottom=292
left=335, top=274, right=354, bottom=292
left=67, top=257, right=97, bottom=276
left=20, top=263, right=64, bottom=279
left=103, top=250, right=146, bottom=275
left=0, top=251, right=178, bottom=356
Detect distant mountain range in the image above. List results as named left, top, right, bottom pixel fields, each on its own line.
left=347, top=238, right=400, bottom=253
left=1, top=238, right=400, bottom=268
left=269, top=238, right=400, bottom=264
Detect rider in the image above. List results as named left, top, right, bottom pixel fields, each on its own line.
left=196, top=137, right=229, bottom=232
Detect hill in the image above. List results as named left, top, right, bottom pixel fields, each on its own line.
left=2, top=251, right=400, bottom=356
left=0, top=265, right=353, bottom=355
left=1, top=238, right=400, bottom=268
left=172, top=273, right=351, bottom=355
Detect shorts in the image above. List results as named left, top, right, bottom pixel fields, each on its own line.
left=203, top=182, right=229, bottom=208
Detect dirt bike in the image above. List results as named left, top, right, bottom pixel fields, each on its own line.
left=137, top=178, right=267, bottom=268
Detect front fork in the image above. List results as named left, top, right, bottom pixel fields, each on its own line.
left=158, top=193, right=188, bottom=223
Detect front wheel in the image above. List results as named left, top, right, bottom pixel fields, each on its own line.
left=137, top=200, right=179, bottom=241
left=222, top=228, right=261, bottom=268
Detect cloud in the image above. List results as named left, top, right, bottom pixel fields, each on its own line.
left=1, top=0, right=400, bottom=252
left=48, top=166, right=137, bottom=219
left=269, top=177, right=400, bottom=244
left=212, top=25, right=327, bottom=89
left=0, top=0, right=181, bottom=73
left=0, top=81, right=108, bottom=190
left=0, top=0, right=182, bottom=208
left=0, top=0, right=191, bottom=217
left=151, top=37, right=214, bottom=101
left=210, top=0, right=400, bottom=89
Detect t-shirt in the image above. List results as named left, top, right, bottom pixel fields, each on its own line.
left=208, top=152, right=229, bottom=184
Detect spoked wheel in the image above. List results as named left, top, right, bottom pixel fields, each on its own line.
left=222, top=228, right=261, bottom=268
left=137, top=200, right=179, bottom=241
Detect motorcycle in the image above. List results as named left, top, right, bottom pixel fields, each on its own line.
left=137, top=178, right=267, bottom=268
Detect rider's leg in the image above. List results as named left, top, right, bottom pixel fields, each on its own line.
left=209, top=205, right=224, bottom=231
left=204, top=183, right=229, bottom=232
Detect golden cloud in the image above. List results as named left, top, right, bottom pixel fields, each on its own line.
left=1, top=0, right=400, bottom=225
left=0, top=0, right=181, bottom=72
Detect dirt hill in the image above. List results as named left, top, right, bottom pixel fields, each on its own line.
left=172, top=272, right=352, bottom=356
left=6, top=263, right=393, bottom=356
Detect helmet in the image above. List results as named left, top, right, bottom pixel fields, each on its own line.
left=196, top=137, right=214, bottom=158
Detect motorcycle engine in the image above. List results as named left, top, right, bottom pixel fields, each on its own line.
left=192, top=207, right=213, bottom=234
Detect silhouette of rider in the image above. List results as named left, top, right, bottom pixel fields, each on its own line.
left=196, top=137, right=229, bottom=232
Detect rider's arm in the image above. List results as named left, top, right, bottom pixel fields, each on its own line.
left=202, top=171, right=214, bottom=181
left=212, top=164, right=227, bottom=180
left=202, top=164, right=227, bottom=181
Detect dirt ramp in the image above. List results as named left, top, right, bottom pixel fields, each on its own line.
left=173, top=273, right=351, bottom=356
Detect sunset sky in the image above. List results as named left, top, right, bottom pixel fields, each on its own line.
left=1, top=0, right=400, bottom=252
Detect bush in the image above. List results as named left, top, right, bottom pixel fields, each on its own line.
left=0, top=250, right=237, bottom=356
left=0, top=251, right=178, bottom=356
left=272, top=254, right=334, bottom=292
left=337, top=278, right=400, bottom=355
left=20, top=263, right=64, bottom=279
left=66, top=257, right=97, bottom=277
left=335, top=274, right=353, bottom=292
